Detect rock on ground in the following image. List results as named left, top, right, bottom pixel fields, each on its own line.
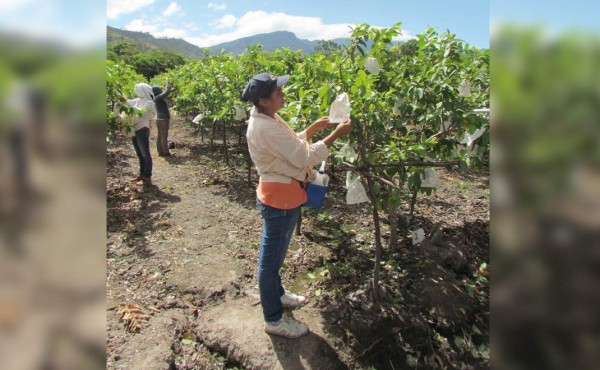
left=197, top=296, right=348, bottom=370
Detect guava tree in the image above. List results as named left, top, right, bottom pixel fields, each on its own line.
left=279, top=23, right=489, bottom=301
left=106, top=60, right=146, bottom=141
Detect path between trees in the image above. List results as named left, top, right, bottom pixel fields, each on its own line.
left=107, top=119, right=490, bottom=369
left=107, top=122, right=357, bottom=369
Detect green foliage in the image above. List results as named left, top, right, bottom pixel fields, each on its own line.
left=0, top=36, right=62, bottom=77
left=130, top=51, right=188, bottom=79
left=316, top=23, right=489, bottom=213
left=108, top=41, right=189, bottom=79
left=106, top=60, right=146, bottom=140
left=105, top=22, right=489, bottom=208
left=314, top=40, right=342, bottom=55
left=108, top=41, right=140, bottom=62
left=399, top=39, right=419, bottom=57
left=493, top=26, right=600, bottom=208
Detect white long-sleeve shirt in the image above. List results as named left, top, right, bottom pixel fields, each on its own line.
left=246, top=107, right=329, bottom=184
left=125, top=98, right=156, bottom=131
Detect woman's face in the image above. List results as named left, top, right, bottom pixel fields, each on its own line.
left=263, top=86, right=285, bottom=111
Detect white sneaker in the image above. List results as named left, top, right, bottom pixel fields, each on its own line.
left=264, top=315, right=309, bottom=338
left=281, top=292, right=307, bottom=308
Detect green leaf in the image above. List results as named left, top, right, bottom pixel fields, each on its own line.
left=453, top=336, right=465, bottom=347
left=318, top=85, right=330, bottom=98
left=356, top=69, right=368, bottom=87
left=466, top=284, right=476, bottom=296
left=416, top=88, right=424, bottom=99
left=181, top=338, right=194, bottom=345
left=308, top=272, right=316, bottom=279
left=315, top=288, right=322, bottom=296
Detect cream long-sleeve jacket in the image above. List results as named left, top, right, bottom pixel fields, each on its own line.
left=125, top=98, right=156, bottom=131
left=246, top=107, right=329, bottom=184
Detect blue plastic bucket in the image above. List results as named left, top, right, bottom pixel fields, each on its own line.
left=303, top=182, right=327, bottom=208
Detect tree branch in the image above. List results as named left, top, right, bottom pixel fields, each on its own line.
left=341, top=159, right=468, bottom=172
left=341, top=161, right=402, bottom=190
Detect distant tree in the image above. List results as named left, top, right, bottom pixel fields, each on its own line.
left=107, top=39, right=188, bottom=78
left=200, top=48, right=212, bottom=60
left=129, top=51, right=188, bottom=79
left=314, top=40, right=342, bottom=55
left=106, top=49, right=118, bottom=62
left=108, top=41, right=140, bottom=63
left=400, top=39, right=419, bottom=57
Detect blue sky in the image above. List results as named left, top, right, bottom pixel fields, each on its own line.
left=491, top=0, right=600, bottom=31
left=106, top=0, right=490, bottom=48
left=0, top=0, right=105, bottom=47
left=1, top=1, right=599, bottom=49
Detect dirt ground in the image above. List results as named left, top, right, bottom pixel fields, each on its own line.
left=107, top=118, right=490, bottom=369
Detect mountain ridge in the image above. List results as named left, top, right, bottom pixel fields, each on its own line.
left=107, top=26, right=354, bottom=58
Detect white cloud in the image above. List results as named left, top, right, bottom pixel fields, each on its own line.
left=185, top=23, right=200, bottom=32
left=211, top=14, right=236, bottom=29
left=107, top=0, right=154, bottom=20
left=207, top=2, right=226, bottom=11
left=0, top=0, right=33, bottom=12
left=155, top=28, right=188, bottom=39
left=162, top=2, right=181, bottom=17
left=394, top=34, right=416, bottom=43
left=187, top=11, right=355, bottom=47
left=0, top=0, right=106, bottom=48
left=124, top=19, right=159, bottom=34
left=124, top=18, right=188, bottom=39
left=235, top=11, right=353, bottom=41
left=120, top=10, right=414, bottom=50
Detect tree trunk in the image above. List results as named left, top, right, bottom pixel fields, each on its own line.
left=365, top=176, right=383, bottom=302
left=295, top=208, right=302, bottom=235
left=354, top=118, right=383, bottom=302
left=238, top=121, right=244, bottom=145
left=210, top=121, right=216, bottom=149
left=410, top=189, right=418, bottom=215
left=387, top=207, right=399, bottom=249
left=223, top=121, right=229, bottom=166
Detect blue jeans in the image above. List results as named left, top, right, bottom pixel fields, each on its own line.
left=256, top=199, right=300, bottom=322
left=132, top=127, right=152, bottom=177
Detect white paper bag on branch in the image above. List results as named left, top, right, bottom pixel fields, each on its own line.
left=420, top=168, right=440, bottom=188
left=234, top=106, right=247, bottom=120
left=346, top=171, right=369, bottom=205
left=339, top=142, right=357, bottom=162
left=329, top=93, right=351, bottom=123
left=459, top=80, right=471, bottom=97
left=460, top=127, right=486, bottom=148
left=364, top=57, right=380, bottom=74
left=393, top=96, right=404, bottom=114
left=192, top=113, right=204, bottom=124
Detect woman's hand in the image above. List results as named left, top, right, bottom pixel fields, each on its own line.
left=305, top=116, right=334, bottom=139
left=312, top=116, right=333, bottom=132
left=323, top=118, right=352, bottom=146
left=334, top=118, right=352, bottom=136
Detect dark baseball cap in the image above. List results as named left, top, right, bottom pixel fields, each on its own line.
left=240, top=72, right=289, bottom=103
